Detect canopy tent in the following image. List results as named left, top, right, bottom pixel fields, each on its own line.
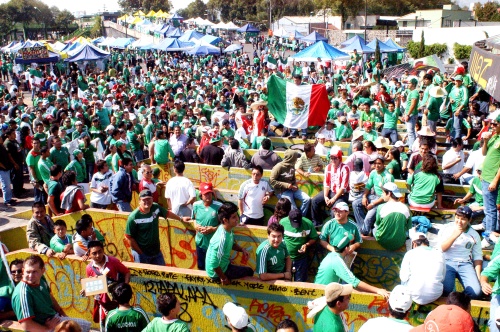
left=366, top=38, right=398, bottom=53
left=64, top=43, right=110, bottom=62
left=212, top=22, right=227, bottom=29
left=145, top=10, right=156, bottom=17
left=171, top=13, right=183, bottom=20
left=237, top=23, right=259, bottom=33
left=384, top=38, right=406, bottom=52
left=200, top=34, right=222, bottom=45
left=223, top=44, right=243, bottom=53
left=1, top=41, right=16, bottom=52
left=154, top=23, right=169, bottom=33
left=108, top=38, right=135, bottom=49
left=60, top=41, right=81, bottom=54
left=340, top=35, right=374, bottom=53
left=131, top=17, right=142, bottom=25
left=300, top=31, right=328, bottom=43
left=225, top=22, right=239, bottom=30
left=130, top=37, right=154, bottom=49
left=166, top=28, right=183, bottom=38
left=91, top=37, right=104, bottom=45
left=272, top=28, right=287, bottom=37
left=152, top=38, right=193, bottom=51
left=97, top=37, right=116, bottom=47
left=290, top=30, right=304, bottom=39
left=156, top=9, right=164, bottom=15
left=157, top=12, right=171, bottom=19
left=289, top=41, right=348, bottom=62
left=185, top=44, right=220, bottom=55
left=133, top=10, right=146, bottom=16
left=159, top=25, right=175, bottom=37
left=15, top=43, right=60, bottom=64
left=178, top=30, right=204, bottom=42
left=341, top=35, right=365, bottom=47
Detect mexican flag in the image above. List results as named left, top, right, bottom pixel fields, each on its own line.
left=267, top=75, right=329, bottom=129
left=267, top=55, right=277, bottom=69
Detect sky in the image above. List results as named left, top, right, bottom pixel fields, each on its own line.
left=0, top=0, right=196, bottom=15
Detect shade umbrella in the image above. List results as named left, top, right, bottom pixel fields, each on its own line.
left=223, top=44, right=243, bottom=53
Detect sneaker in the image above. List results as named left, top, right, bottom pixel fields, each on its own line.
left=4, top=201, right=17, bottom=207
left=481, top=237, right=494, bottom=250
left=472, top=224, right=485, bottom=231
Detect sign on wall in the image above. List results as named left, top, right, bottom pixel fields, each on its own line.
left=469, top=46, right=499, bottom=100
left=19, top=46, right=49, bottom=60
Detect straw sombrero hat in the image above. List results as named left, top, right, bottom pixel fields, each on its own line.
left=250, top=100, right=268, bottom=110
left=417, top=126, right=436, bottom=137
left=429, top=86, right=446, bottom=98
left=374, top=137, right=390, bottom=150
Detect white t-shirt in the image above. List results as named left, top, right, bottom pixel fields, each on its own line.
left=237, top=179, right=273, bottom=219
left=358, top=317, right=413, bottom=332
left=464, top=148, right=485, bottom=175
left=164, top=176, right=196, bottom=211
left=400, top=246, right=445, bottom=305
left=438, top=223, right=482, bottom=262
left=315, top=143, right=328, bottom=156
left=442, top=149, right=465, bottom=175
left=90, top=170, right=113, bottom=205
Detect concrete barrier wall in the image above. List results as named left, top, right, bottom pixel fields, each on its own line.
left=5, top=209, right=404, bottom=289
left=5, top=250, right=491, bottom=331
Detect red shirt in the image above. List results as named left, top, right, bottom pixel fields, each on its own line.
left=324, top=162, right=350, bottom=194
left=61, top=189, right=85, bottom=214
left=86, top=255, right=129, bottom=305
left=139, top=178, right=158, bottom=202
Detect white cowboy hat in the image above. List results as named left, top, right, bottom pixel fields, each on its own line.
left=429, top=86, right=446, bottom=98
left=250, top=100, right=268, bottom=110
left=417, top=126, right=436, bottom=137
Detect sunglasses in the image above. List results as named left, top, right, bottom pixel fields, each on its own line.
left=11, top=269, right=22, bottom=274
left=144, top=171, right=152, bottom=174
left=492, top=122, right=500, bottom=126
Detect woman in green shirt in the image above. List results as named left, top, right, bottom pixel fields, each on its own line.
left=386, top=147, right=402, bottom=180
left=80, top=136, right=97, bottom=182
left=65, top=149, right=87, bottom=184
left=407, top=154, right=443, bottom=209
left=111, top=141, right=135, bottom=173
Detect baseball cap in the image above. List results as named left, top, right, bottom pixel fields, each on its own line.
left=325, top=283, right=353, bottom=302
left=289, top=209, right=303, bottom=228
left=456, top=206, right=472, bottom=219
left=72, top=149, right=82, bottom=157
left=199, top=182, right=214, bottom=195
left=107, top=94, right=114, bottom=98
left=200, top=117, right=208, bottom=122
left=317, top=134, right=325, bottom=139
left=388, top=285, right=412, bottom=313
left=369, top=154, right=385, bottom=164
left=334, top=201, right=349, bottom=212
left=333, top=232, right=354, bottom=252
left=106, top=125, right=115, bottom=131
left=410, top=78, right=419, bottom=86
left=139, top=189, right=153, bottom=198
left=454, top=75, right=463, bottom=81
left=410, top=305, right=474, bottom=332
left=75, top=121, right=83, bottom=126
left=363, top=121, right=373, bottom=128
left=223, top=302, right=249, bottom=329
left=382, top=182, right=402, bottom=198
left=21, top=113, right=30, bottom=119
left=394, top=141, right=406, bottom=148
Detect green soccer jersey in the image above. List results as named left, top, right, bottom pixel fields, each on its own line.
left=34, top=132, right=47, bottom=147
left=256, top=240, right=288, bottom=275
left=426, top=96, right=443, bottom=121
left=482, top=134, right=500, bottom=183
left=105, top=307, right=150, bottom=332
left=126, top=203, right=168, bottom=257
left=313, top=307, right=346, bottom=332
left=468, top=176, right=483, bottom=206
left=12, top=276, right=57, bottom=325
left=366, top=169, right=394, bottom=196
left=386, top=159, right=401, bottom=180
left=50, top=234, right=71, bottom=253
left=192, top=200, right=222, bottom=250
left=375, top=201, right=412, bottom=251
left=319, top=218, right=362, bottom=246
left=142, top=317, right=189, bottom=332
left=405, top=89, right=419, bottom=116
left=221, top=128, right=235, bottom=145
left=279, top=217, right=319, bottom=260
left=407, top=172, right=440, bottom=204
left=127, top=131, right=141, bottom=152
left=206, top=225, right=234, bottom=278
left=26, top=150, right=42, bottom=181
left=50, top=147, right=70, bottom=170
left=381, top=107, right=398, bottom=129
left=65, top=159, right=86, bottom=183
left=314, top=251, right=360, bottom=286
left=38, top=158, right=54, bottom=184
left=96, top=108, right=111, bottom=127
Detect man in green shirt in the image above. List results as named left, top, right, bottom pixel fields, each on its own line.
left=191, top=182, right=222, bottom=270
left=425, top=86, right=445, bottom=132
left=353, top=154, right=394, bottom=236
left=256, top=222, right=291, bottom=281
left=279, top=209, right=319, bottom=282
left=125, top=189, right=180, bottom=265
left=404, top=78, right=419, bottom=148
left=313, top=282, right=352, bottom=332
left=49, top=136, right=70, bottom=170
left=26, top=139, right=44, bottom=203
left=205, top=202, right=253, bottom=284
left=379, top=100, right=399, bottom=144
left=480, top=115, right=500, bottom=248
left=449, top=75, right=469, bottom=139
left=37, top=147, right=53, bottom=186
left=319, top=202, right=362, bottom=254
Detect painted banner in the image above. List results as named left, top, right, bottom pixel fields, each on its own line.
left=469, top=45, right=499, bottom=101
left=19, top=46, right=50, bottom=60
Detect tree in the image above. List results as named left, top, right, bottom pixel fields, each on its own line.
left=474, top=2, right=500, bottom=22
left=118, top=0, right=171, bottom=13
left=55, top=10, right=75, bottom=35
left=374, top=39, right=380, bottom=62
left=178, top=0, right=208, bottom=20
left=0, top=4, right=16, bottom=42
left=419, top=30, right=425, bottom=58
left=117, top=0, right=142, bottom=12
left=90, top=15, right=102, bottom=38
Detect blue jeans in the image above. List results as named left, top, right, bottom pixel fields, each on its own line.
left=292, top=256, right=309, bottom=282
left=278, top=189, right=311, bottom=217
left=482, top=179, right=499, bottom=239
left=452, top=112, right=464, bottom=139
left=427, top=119, right=437, bottom=133
left=353, top=194, right=379, bottom=235
left=86, top=163, right=94, bottom=183
left=116, top=201, right=132, bottom=212
left=290, top=129, right=307, bottom=137
left=442, top=260, right=481, bottom=299
left=490, top=294, right=500, bottom=332
left=136, top=252, right=165, bottom=266
left=0, top=170, right=12, bottom=203
left=196, top=245, right=207, bottom=271
left=381, top=128, right=398, bottom=144
left=33, top=181, right=46, bottom=204
left=405, top=115, right=417, bottom=148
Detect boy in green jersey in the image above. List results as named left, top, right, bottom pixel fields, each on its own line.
left=105, top=283, right=149, bottom=332
left=256, top=223, right=291, bottom=281
left=143, top=293, right=189, bottom=332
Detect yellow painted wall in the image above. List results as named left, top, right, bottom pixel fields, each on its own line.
left=5, top=251, right=491, bottom=331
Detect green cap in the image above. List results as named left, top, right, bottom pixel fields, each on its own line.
left=454, top=75, right=463, bottom=81
left=115, top=141, right=124, bottom=148
left=332, top=100, right=340, bottom=108
left=410, top=78, right=418, bottom=86
left=333, top=232, right=354, bottom=252
left=72, top=149, right=82, bottom=157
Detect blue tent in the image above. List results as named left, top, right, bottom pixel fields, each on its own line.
left=185, top=45, right=220, bottom=55
left=340, top=35, right=374, bottom=53
left=166, top=28, right=183, bottom=38
left=64, top=44, right=110, bottom=62
left=61, top=42, right=81, bottom=54
left=290, top=41, right=348, bottom=61
left=384, top=38, right=406, bottom=52
left=154, top=24, right=169, bottom=33
left=152, top=38, right=193, bottom=51
left=109, top=38, right=135, bottom=49
left=223, top=44, right=243, bottom=53
left=291, top=30, right=304, bottom=39
left=366, top=38, right=398, bottom=53
left=171, top=13, right=183, bottom=20
left=159, top=25, right=175, bottom=37
left=300, top=31, right=328, bottom=43
left=341, top=35, right=367, bottom=47
left=92, top=37, right=104, bottom=45
left=178, top=30, right=204, bottom=42
left=236, top=23, right=259, bottom=33
left=200, top=34, right=222, bottom=45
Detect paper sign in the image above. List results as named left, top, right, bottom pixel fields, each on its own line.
left=81, top=275, right=108, bottom=296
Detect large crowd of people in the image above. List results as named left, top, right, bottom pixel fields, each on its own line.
left=0, top=36, right=498, bottom=331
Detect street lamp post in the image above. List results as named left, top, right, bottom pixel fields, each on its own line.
left=269, top=0, right=272, bottom=30
left=364, top=0, right=367, bottom=43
